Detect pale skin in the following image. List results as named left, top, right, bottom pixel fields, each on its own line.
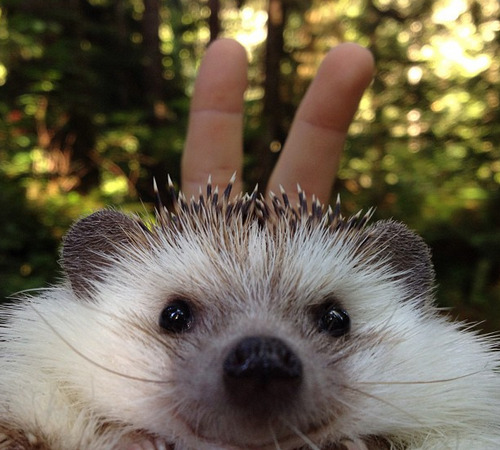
left=181, top=38, right=375, bottom=206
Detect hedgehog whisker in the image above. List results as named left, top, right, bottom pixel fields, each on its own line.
left=338, top=382, right=424, bottom=425
left=267, top=422, right=282, bottom=450
left=357, top=371, right=482, bottom=386
left=30, top=304, right=172, bottom=384
left=279, top=417, right=321, bottom=450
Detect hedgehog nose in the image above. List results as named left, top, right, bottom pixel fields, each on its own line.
left=223, top=336, right=302, bottom=407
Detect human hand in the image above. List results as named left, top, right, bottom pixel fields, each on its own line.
left=181, top=38, right=374, bottom=206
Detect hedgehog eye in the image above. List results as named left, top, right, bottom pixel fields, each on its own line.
left=159, top=299, right=193, bottom=333
left=317, top=303, right=350, bottom=337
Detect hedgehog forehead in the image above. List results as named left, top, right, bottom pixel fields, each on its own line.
left=147, top=213, right=374, bottom=310
left=153, top=195, right=375, bottom=279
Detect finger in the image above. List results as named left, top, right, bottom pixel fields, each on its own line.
left=181, top=39, right=248, bottom=198
left=266, top=43, right=375, bottom=205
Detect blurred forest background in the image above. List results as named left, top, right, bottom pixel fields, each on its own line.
left=0, top=0, right=499, bottom=329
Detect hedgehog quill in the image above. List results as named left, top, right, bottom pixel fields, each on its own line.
left=1, top=178, right=500, bottom=450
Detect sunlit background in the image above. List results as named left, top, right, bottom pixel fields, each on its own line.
left=0, top=0, right=499, bottom=328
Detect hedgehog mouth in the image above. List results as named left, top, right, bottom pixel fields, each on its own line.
left=173, top=412, right=320, bottom=449
left=169, top=412, right=385, bottom=450
left=143, top=436, right=380, bottom=450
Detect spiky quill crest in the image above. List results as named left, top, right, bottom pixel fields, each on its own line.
left=155, top=175, right=375, bottom=235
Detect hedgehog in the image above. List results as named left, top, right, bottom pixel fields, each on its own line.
left=1, top=177, right=500, bottom=450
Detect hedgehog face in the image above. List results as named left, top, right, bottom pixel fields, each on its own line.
left=59, top=183, right=437, bottom=449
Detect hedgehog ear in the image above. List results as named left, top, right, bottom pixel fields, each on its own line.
left=62, top=210, right=150, bottom=298
left=364, top=220, right=435, bottom=302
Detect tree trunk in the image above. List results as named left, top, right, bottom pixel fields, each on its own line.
left=142, top=0, right=165, bottom=122
left=208, top=0, right=220, bottom=43
left=251, top=0, right=287, bottom=188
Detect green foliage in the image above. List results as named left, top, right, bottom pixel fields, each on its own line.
left=0, top=0, right=499, bottom=329
left=0, top=176, right=60, bottom=298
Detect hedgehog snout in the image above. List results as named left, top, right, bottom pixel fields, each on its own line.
left=223, top=335, right=303, bottom=411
